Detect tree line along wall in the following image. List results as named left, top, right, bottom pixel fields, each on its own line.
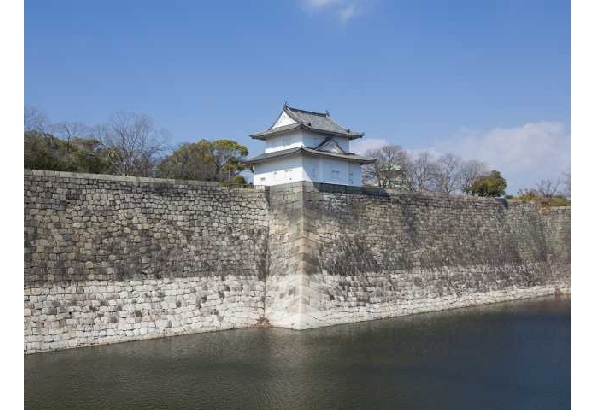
left=24, top=171, right=571, bottom=353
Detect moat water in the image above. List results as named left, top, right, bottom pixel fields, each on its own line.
left=25, top=296, right=570, bottom=410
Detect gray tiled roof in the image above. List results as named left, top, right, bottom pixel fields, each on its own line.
left=313, top=137, right=346, bottom=153
left=250, top=104, right=364, bottom=140
left=243, top=146, right=376, bottom=165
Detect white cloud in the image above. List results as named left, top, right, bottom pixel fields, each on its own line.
left=302, top=0, right=344, bottom=9
left=299, top=0, right=366, bottom=23
left=338, top=3, right=357, bottom=22
left=351, top=137, right=391, bottom=154
left=434, top=122, right=570, bottom=193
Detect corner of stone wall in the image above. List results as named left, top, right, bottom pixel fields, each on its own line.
left=264, top=182, right=323, bottom=329
left=263, top=182, right=572, bottom=330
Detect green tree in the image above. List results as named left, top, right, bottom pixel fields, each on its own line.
left=24, top=131, right=66, bottom=171
left=210, top=139, right=249, bottom=182
left=157, top=139, right=248, bottom=182
left=466, top=170, right=507, bottom=197
left=70, top=137, right=117, bottom=174
left=24, top=131, right=115, bottom=174
left=157, top=140, right=216, bottom=181
left=231, top=174, right=248, bottom=185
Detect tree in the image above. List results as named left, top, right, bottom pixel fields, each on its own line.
left=24, top=131, right=67, bottom=171
left=210, top=139, right=249, bottom=182
left=230, top=174, right=248, bottom=185
left=69, top=137, right=118, bottom=174
left=433, top=153, right=465, bottom=194
left=514, top=177, right=570, bottom=206
left=221, top=174, right=249, bottom=187
left=157, top=139, right=248, bottom=182
left=535, top=179, right=561, bottom=199
left=96, top=112, right=169, bottom=177
left=363, top=145, right=410, bottom=189
left=460, top=159, right=488, bottom=194
left=157, top=140, right=217, bottom=181
left=50, top=122, right=91, bottom=165
left=52, top=122, right=90, bottom=144
left=408, top=151, right=438, bottom=192
left=362, top=148, right=489, bottom=195
left=24, top=131, right=114, bottom=173
left=24, top=106, right=50, bottom=133
left=561, top=169, right=571, bottom=198
left=466, top=170, right=507, bottom=197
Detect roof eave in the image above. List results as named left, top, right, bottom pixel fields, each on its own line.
left=243, top=147, right=376, bottom=166
left=303, top=150, right=377, bottom=164
left=242, top=148, right=303, bottom=165
left=249, top=124, right=304, bottom=140
left=250, top=127, right=364, bottom=141
left=305, top=128, right=364, bottom=140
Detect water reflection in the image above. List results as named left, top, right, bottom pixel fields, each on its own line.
left=25, top=296, right=570, bottom=410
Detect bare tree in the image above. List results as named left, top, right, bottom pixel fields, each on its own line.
left=408, top=151, right=438, bottom=192
left=433, top=153, right=463, bottom=194
left=460, top=159, right=489, bottom=194
left=363, top=145, right=410, bottom=189
left=364, top=146, right=490, bottom=195
left=535, top=179, right=561, bottom=198
left=24, top=106, right=50, bottom=133
left=52, top=122, right=90, bottom=144
left=561, top=169, right=571, bottom=197
left=97, top=112, right=169, bottom=177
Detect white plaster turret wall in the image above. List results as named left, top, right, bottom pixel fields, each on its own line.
left=253, top=156, right=363, bottom=187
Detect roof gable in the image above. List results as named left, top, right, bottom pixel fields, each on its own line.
left=314, top=137, right=346, bottom=154
left=271, top=111, right=297, bottom=129
left=250, top=104, right=364, bottom=140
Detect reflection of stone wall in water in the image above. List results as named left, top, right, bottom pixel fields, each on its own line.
left=24, top=171, right=571, bottom=353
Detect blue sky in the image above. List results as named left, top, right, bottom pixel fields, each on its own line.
left=25, top=0, right=570, bottom=193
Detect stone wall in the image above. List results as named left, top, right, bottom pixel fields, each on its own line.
left=24, top=173, right=571, bottom=353
left=24, top=170, right=268, bottom=353
left=265, top=183, right=571, bottom=329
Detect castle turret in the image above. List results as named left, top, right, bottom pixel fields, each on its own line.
left=244, top=104, right=375, bottom=186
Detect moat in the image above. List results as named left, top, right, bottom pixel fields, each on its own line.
left=24, top=296, right=570, bottom=410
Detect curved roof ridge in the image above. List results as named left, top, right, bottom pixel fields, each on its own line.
left=284, top=104, right=329, bottom=117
